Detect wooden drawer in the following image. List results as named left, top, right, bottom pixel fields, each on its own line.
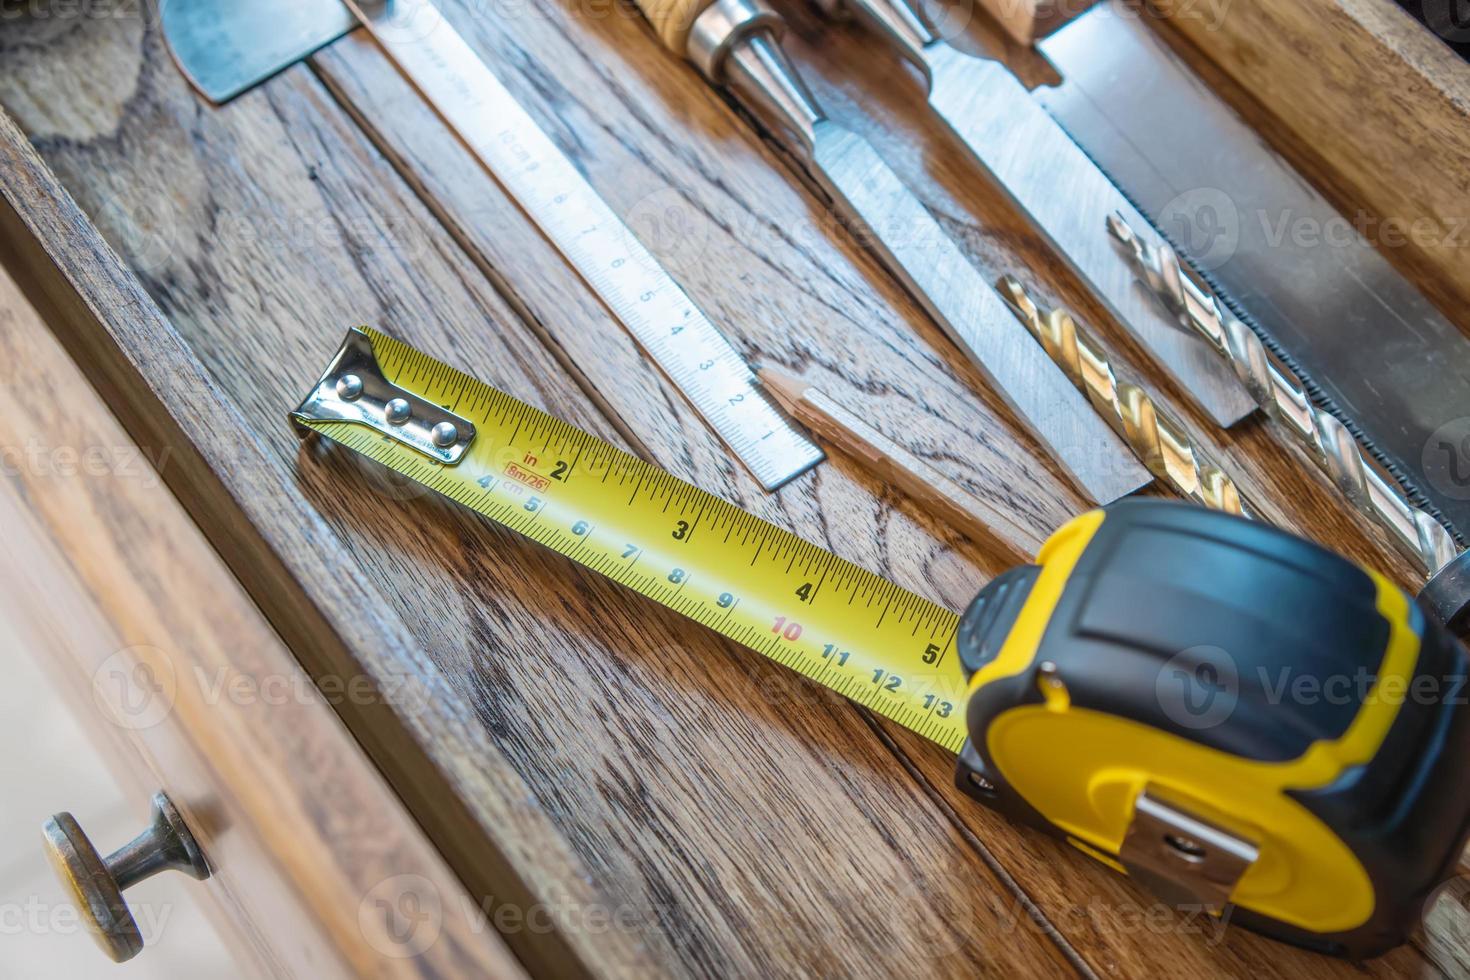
left=2, top=1, right=1468, bottom=976
left=0, top=260, right=522, bottom=977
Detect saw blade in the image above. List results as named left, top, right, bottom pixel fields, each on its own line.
left=1035, top=1, right=1470, bottom=542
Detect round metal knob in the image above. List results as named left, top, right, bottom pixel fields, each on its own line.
left=42, top=791, right=210, bottom=963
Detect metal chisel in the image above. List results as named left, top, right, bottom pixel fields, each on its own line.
left=634, top=0, right=1150, bottom=505
left=811, top=0, right=1257, bottom=429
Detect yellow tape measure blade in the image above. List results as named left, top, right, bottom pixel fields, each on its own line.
left=292, top=328, right=970, bottom=752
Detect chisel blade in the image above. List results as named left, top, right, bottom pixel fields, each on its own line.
left=921, top=45, right=1257, bottom=429
left=1035, top=2, right=1470, bottom=540
left=161, top=0, right=354, bottom=104
left=809, top=120, right=1152, bottom=504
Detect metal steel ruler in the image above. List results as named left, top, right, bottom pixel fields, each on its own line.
left=341, top=0, right=822, bottom=490
left=293, top=327, right=968, bottom=750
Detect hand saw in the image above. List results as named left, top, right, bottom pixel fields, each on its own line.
left=293, top=327, right=1470, bottom=958
left=162, top=0, right=824, bottom=491
left=812, top=0, right=1470, bottom=544
left=1025, top=0, right=1470, bottom=542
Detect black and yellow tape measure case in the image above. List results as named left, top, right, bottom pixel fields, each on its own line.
left=293, top=329, right=1470, bottom=960
left=955, top=502, right=1470, bottom=958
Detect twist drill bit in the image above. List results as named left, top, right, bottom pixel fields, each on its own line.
left=998, top=277, right=1251, bottom=520
left=1107, top=212, right=1460, bottom=579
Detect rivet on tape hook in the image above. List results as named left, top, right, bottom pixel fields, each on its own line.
left=290, top=328, right=475, bottom=464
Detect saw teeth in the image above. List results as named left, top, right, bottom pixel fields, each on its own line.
left=1105, top=214, right=1462, bottom=578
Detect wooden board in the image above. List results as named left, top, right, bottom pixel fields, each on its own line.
left=0, top=3, right=1464, bottom=976
left=1155, top=0, right=1470, bottom=330
left=0, top=254, right=524, bottom=978
left=977, top=0, right=1095, bottom=44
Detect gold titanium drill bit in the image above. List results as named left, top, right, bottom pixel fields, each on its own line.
left=998, top=277, right=1251, bottom=520
left=1106, top=211, right=1460, bottom=580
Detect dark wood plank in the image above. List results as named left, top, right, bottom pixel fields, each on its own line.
left=0, top=66, right=656, bottom=980
left=0, top=14, right=1081, bottom=980
left=0, top=2, right=1462, bottom=977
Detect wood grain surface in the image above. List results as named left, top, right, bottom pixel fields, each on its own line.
left=977, top=0, right=1095, bottom=44
left=0, top=256, right=525, bottom=978
left=0, top=1, right=1465, bottom=976
left=637, top=0, right=709, bottom=49
left=1155, top=0, right=1470, bottom=329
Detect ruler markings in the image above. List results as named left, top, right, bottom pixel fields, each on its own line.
left=350, top=0, right=821, bottom=489
left=302, top=329, right=967, bottom=750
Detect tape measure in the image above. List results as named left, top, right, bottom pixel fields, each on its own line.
left=293, top=328, right=1470, bottom=960
left=292, top=327, right=969, bottom=751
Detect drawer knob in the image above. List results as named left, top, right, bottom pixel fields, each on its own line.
left=42, top=791, right=211, bottom=963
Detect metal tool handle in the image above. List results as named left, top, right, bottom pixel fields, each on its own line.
left=813, top=0, right=937, bottom=72
left=634, top=0, right=829, bottom=151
